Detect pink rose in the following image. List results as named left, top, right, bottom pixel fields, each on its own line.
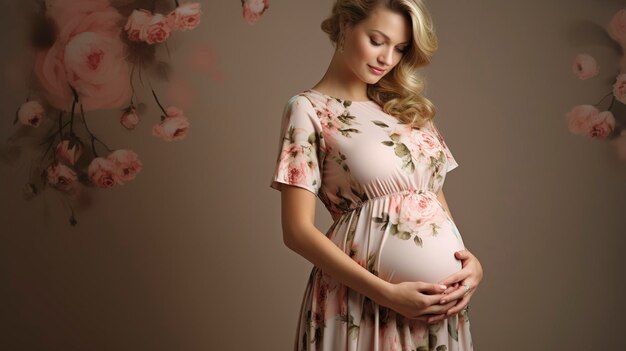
left=168, top=2, right=202, bottom=31
left=151, top=107, right=190, bottom=141
left=55, top=139, right=84, bottom=165
left=566, top=105, right=599, bottom=135
left=46, top=162, right=78, bottom=192
left=572, top=53, right=599, bottom=80
left=88, top=157, right=122, bottom=188
left=34, top=4, right=132, bottom=111
left=124, top=9, right=152, bottom=42
left=141, top=13, right=172, bottom=45
left=120, top=107, right=140, bottom=129
left=586, top=111, right=615, bottom=138
left=106, top=149, right=142, bottom=183
left=242, top=0, right=269, bottom=25
left=567, top=105, right=615, bottom=138
left=613, top=73, right=626, bottom=104
left=609, top=9, right=626, bottom=47
left=17, top=101, right=45, bottom=127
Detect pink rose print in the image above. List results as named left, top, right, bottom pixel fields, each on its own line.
left=397, top=193, right=439, bottom=234
left=242, top=0, right=269, bottom=25
left=141, top=13, right=173, bottom=45
left=124, top=9, right=152, bottom=42
left=415, top=130, right=441, bottom=159
left=120, top=107, right=140, bottom=130
left=46, top=162, right=78, bottom=192
left=151, top=106, right=190, bottom=141
left=106, top=149, right=142, bottom=183
left=168, top=2, right=202, bottom=31
left=566, top=105, right=615, bottom=138
left=88, top=157, right=122, bottom=188
left=277, top=142, right=310, bottom=184
left=34, top=4, right=132, bottom=111
left=572, top=54, right=599, bottom=80
left=613, top=73, right=626, bottom=104
left=55, top=139, right=84, bottom=165
left=16, top=101, right=45, bottom=127
left=609, top=9, right=626, bottom=48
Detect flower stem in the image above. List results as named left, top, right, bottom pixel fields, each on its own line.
left=151, top=88, right=168, bottom=116
left=595, top=91, right=613, bottom=108
left=70, top=86, right=78, bottom=135
left=79, top=103, right=112, bottom=157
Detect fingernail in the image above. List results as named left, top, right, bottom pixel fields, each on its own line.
left=439, top=284, right=447, bottom=289
left=440, top=299, right=446, bottom=304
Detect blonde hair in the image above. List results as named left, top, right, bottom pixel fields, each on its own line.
left=321, top=0, right=438, bottom=128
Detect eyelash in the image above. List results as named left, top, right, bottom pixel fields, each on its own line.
left=370, top=39, right=407, bottom=53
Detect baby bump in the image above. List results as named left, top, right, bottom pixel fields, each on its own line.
left=375, top=195, right=465, bottom=284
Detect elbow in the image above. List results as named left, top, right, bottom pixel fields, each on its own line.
left=282, top=224, right=309, bottom=252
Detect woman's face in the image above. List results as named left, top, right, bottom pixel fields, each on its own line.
left=342, top=6, right=411, bottom=84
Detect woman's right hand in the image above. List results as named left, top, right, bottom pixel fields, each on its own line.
left=380, top=281, right=461, bottom=324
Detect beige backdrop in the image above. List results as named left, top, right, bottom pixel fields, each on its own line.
left=1, top=0, right=625, bottom=350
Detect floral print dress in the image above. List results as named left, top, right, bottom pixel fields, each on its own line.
left=269, top=89, right=472, bottom=351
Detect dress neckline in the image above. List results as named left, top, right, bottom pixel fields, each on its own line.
left=306, top=89, right=378, bottom=105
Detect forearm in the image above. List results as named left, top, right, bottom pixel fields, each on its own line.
left=284, top=224, right=393, bottom=306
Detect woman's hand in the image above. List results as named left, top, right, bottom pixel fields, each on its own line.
left=380, top=281, right=462, bottom=324
left=436, top=249, right=483, bottom=316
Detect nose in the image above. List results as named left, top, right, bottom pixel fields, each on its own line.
left=378, top=47, right=394, bottom=67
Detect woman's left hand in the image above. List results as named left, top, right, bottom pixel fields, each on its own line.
left=436, top=249, right=483, bottom=316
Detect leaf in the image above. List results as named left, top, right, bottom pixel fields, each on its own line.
left=429, top=333, right=438, bottom=349
left=389, top=223, right=398, bottom=235
left=436, top=346, right=448, bottom=351
left=372, top=216, right=385, bottom=223
left=390, top=133, right=401, bottom=142
left=394, top=143, right=410, bottom=157
left=381, top=140, right=394, bottom=146
left=372, top=120, right=389, bottom=128
left=398, top=231, right=411, bottom=240
left=148, top=60, right=173, bottom=81
left=448, top=316, right=459, bottom=341
left=413, top=235, right=423, bottom=247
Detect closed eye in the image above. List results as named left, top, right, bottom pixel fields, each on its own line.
left=370, top=38, right=407, bottom=53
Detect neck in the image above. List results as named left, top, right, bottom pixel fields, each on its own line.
left=313, top=51, right=369, bottom=101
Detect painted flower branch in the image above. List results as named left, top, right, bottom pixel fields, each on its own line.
left=567, top=9, right=626, bottom=154
left=7, top=0, right=202, bottom=225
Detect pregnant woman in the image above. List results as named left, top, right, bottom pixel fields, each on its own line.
left=269, top=0, right=483, bottom=350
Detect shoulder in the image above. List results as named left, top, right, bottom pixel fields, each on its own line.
left=282, top=92, right=320, bottom=120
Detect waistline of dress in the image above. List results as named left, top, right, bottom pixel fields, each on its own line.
left=338, top=188, right=438, bottom=216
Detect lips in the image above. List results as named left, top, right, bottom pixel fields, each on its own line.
left=368, top=65, right=385, bottom=74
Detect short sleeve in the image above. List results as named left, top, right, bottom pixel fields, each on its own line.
left=269, top=95, right=326, bottom=195
left=428, top=119, right=459, bottom=173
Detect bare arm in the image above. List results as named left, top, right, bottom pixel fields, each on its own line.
left=279, top=184, right=468, bottom=322
left=280, top=184, right=394, bottom=306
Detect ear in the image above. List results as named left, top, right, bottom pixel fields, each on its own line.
left=339, top=15, right=349, bottom=34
